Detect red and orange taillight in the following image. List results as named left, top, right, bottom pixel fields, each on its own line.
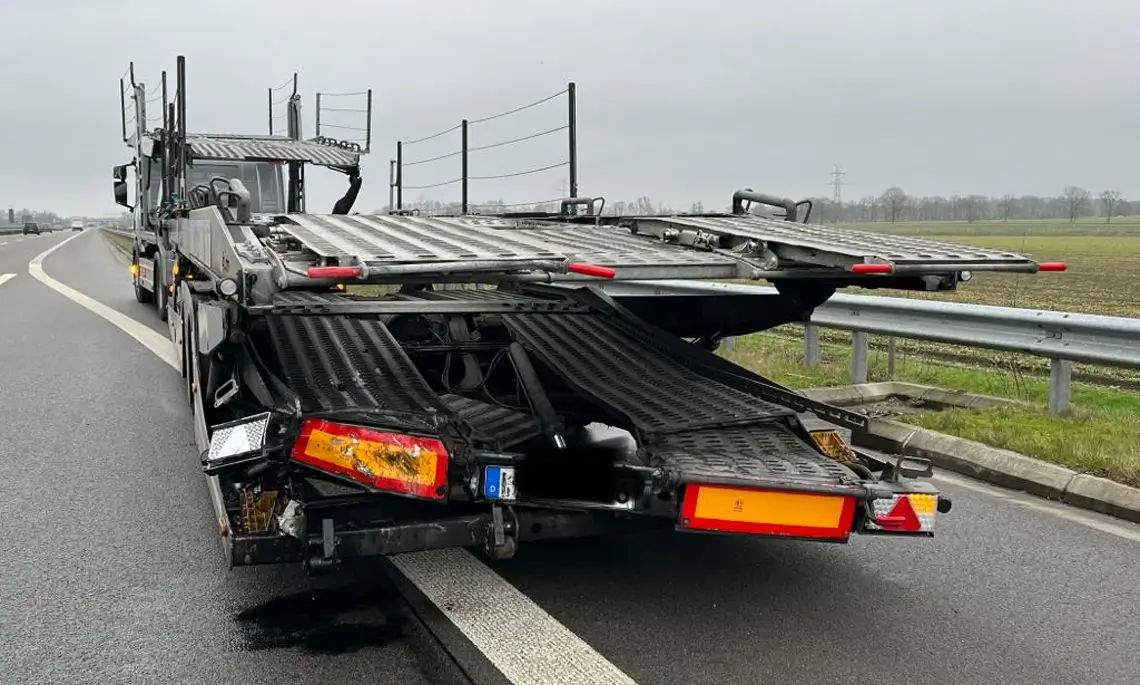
left=291, top=419, right=449, bottom=501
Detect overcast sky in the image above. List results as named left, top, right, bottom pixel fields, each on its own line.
left=1, top=0, right=1137, bottom=217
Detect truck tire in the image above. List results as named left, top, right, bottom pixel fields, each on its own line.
left=155, top=263, right=169, bottom=323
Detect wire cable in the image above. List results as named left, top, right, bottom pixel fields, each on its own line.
left=404, top=149, right=463, bottom=167
left=468, top=125, right=568, bottom=154
left=470, top=197, right=563, bottom=209
left=404, top=177, right=462, bottom=190
left=270, top=75, right=295, bottom=91
left=468, top=88, right=568, bottom=125
left=404, top=123, right=463, bottom=146
left=469, top=161, right=567, bottom=181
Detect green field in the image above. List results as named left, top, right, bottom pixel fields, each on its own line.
left=840, top=219, right=1140, bottom=317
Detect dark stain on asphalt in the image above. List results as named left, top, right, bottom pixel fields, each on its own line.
left=235, top=584, right=409, bottom=655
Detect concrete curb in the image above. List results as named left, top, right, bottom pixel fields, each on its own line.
left=801, top=382, right=1140, bottom=524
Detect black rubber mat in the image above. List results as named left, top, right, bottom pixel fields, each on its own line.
left=502, top=312, right=794, bottom=436
left=265, top=315, right=447, bottom=415
left=649, top=423, right=855, bottom=485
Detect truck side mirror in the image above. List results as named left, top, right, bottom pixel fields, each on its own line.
left=114, top=180, right=133, bottom=210
left=112, top=164, right=128, bottom=182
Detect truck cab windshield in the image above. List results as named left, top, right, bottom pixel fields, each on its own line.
left=185, top=162, right=286, bottom=214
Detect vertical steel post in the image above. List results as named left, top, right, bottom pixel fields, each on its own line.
left=388, top=159, right=396, bottom=213
left=396, top=141, right=403, bottom=210
left=1048, top=358, right=1072, bottom=414
left=365, top=89, right=373, bottom=153
left=268, top=88, right=273, bottom=135
left=567, top=82, right=578, bottom=200
left=461, top=119, right=469, bottom=214
left=851, top=331, right=869, bottom=384
left=804, top=324, right=821, bottom=367
left=315, top=93, right=322, bottom=138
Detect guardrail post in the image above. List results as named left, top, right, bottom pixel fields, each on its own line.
left=851, top=331, right=869, bottom=383
left=1048, top=359, right=1072, bottom=414
left=804, top=325, right=821, bottom=367
left=887, top=337, right=897, bottom=378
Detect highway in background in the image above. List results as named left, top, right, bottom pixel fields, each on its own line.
left=1, top=229, right=1138, bottom=685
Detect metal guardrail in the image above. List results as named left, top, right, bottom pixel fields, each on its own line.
left=101, top=227, right=133, bottom=237
left=587, top=280, right=1140, bottom=414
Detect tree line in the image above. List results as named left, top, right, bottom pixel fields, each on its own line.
left=1, top=208, right=65, bottom=225
left=805, top=187, right=1133, bottom=224
left=388, top=187, right=1135, bottom=224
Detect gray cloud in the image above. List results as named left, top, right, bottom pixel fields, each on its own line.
left=1, top=0, right=1136, bottom=216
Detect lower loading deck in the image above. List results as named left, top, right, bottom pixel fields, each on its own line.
left=259, top=287, right=863, bottom=497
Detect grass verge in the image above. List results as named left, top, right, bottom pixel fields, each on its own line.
left=101, top=229, right=133, bottom=255
left=724, top=333, right=1140, bottom=488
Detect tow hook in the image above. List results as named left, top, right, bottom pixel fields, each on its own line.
left=304, top=517, right=339, bottom=575
left=483, top=505, right=518, bottom=560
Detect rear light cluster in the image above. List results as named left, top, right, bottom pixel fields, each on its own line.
left=291, top=419, right=450, bottom=500
left=865, top=493, right=938, bottom=533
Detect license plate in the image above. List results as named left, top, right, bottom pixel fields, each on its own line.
left=483, top=465, right=516, bottom=501
left=680, top=484, right=855, bottom=540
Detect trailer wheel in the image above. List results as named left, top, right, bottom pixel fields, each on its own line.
left=133, top=253, right=154, bottom=304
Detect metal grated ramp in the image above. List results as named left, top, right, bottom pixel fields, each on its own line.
left=277, top=213, right=746, bottom=278
left=264, top=315, right=448, bottom=415
left=621, top=214, right=1036, bottom=270
left=501, top=311, right=794, bottom=436
left=441, top=394, right=542, bottom=448
left=648, top=423, right=856, bottom=487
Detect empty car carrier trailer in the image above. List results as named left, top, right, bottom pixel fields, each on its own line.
left=112, top=56, right=1065, bottom=572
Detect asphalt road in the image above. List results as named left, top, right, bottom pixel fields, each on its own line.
left=2, top=229, right=1139, bottom=685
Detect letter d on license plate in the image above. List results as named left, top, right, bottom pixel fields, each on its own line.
left=483, top=465, right=516, bottom=501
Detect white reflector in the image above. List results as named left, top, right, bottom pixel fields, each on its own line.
left=207, top=413, right=270, bottom=462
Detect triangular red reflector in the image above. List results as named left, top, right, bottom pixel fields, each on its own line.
left=887, top=496, right=921, bottom=531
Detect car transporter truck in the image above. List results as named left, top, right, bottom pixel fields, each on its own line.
left=112, top=56, right=1064, bottom=573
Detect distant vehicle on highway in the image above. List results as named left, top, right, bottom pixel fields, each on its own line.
left=22, top=222, right=41, bottom=235
left=71, top=220, right=84, bottom=231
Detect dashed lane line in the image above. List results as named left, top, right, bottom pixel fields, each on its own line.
left=28, top=229, right=643, bottom=685
left=0, top=273, right=15, bottom=287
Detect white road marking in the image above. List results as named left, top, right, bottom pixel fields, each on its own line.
left=394, top=550, right=639, bottom=685
left=1, top=241, right=8, bottom=246
left=933, top=471, right=1140, bottom=542
left=28, top=231, right=178, bottom=369
left=0, top=273, right=15, bottom=287
left=30, top=230, right=642, bottom=685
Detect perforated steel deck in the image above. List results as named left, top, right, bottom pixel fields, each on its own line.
left=649, top=423, right=856, bottom=486
left=441, top=394, right=542, bottom=448
left=623, top=214, right=1034, bottom=269
left=278, top=213, right=745, bottom=278
left=501, top=311, right=794, bottom=435
left=264, top=315, right=446, bottom=414
left=187, top=134, right=362, bottom=167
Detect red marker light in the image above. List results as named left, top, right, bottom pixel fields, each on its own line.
left=1037, top=262, right=1067, bottom=272
left=307, top=266, right=363, bottom=279
left=567, top=262, right=616, bottom=279
left=851, top=263, right=893, bottom=275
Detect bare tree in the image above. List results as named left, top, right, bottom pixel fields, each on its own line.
left=1097, top=190, right=1123, bottom=223
left=879, top=187, right=908, bottom=223
left=1061, top=186, right=1091, bottom=223
left=997, top=194, right=1015, bottom=223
